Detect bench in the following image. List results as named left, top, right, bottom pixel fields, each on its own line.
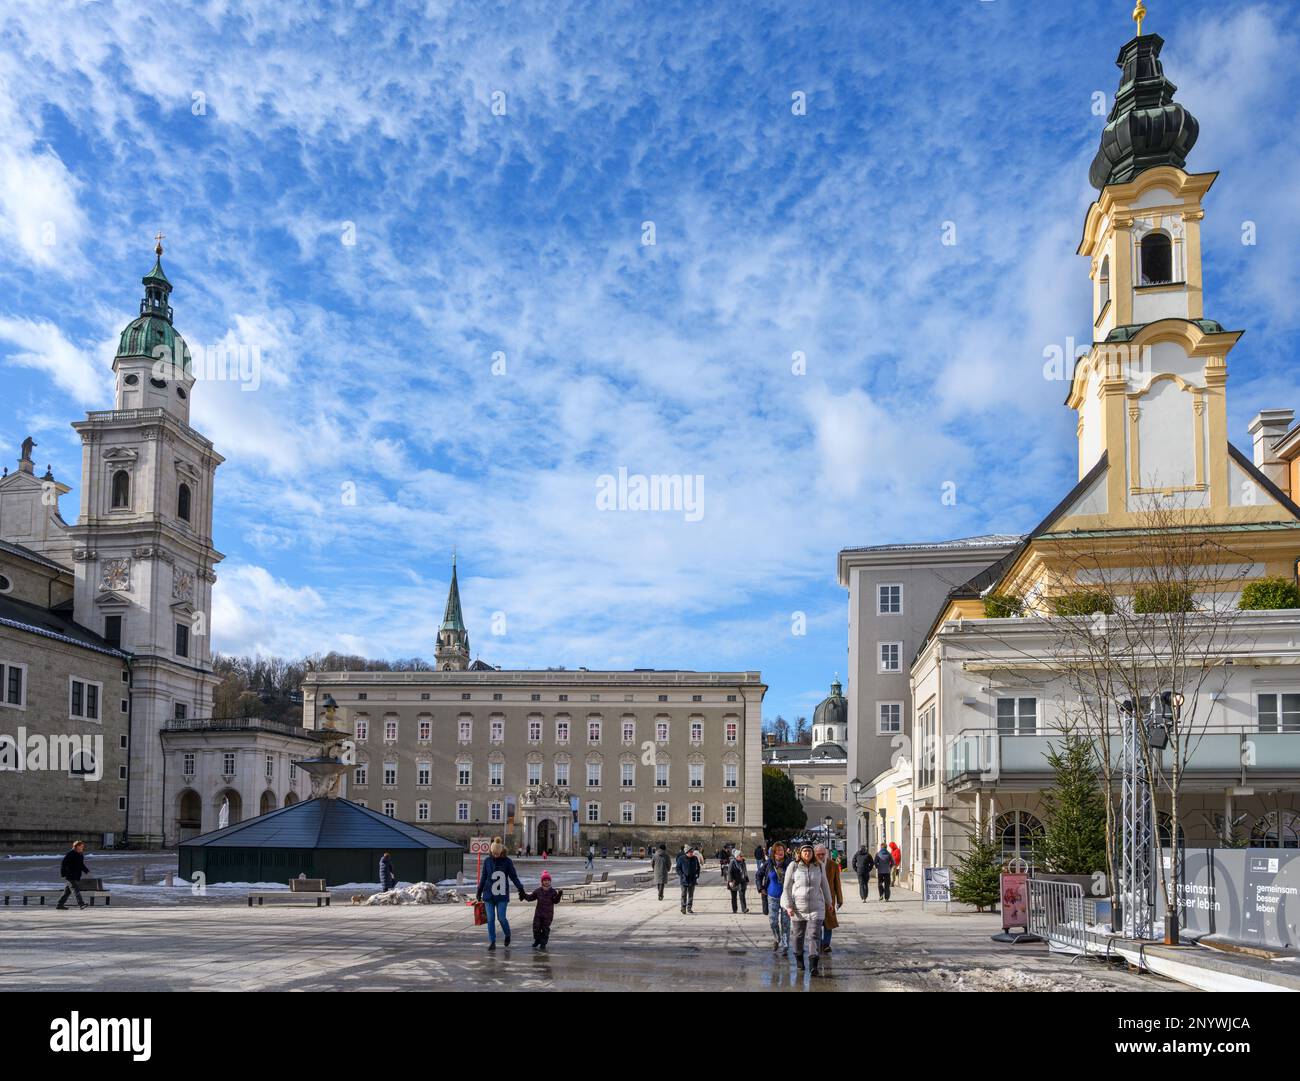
left=568, top=870, right=615, bottom=902
left=247, top=878, right=332, bottom=907
left=3, top=878, right=112, bottom=907
left=632, top=871, right=654, bottom=885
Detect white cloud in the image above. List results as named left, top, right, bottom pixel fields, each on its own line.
left=0, top=316, right=106, bottom=405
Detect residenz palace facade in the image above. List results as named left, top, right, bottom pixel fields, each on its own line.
left=301, top=562, right=767, bottom=854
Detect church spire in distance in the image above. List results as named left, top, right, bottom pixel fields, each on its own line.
left=435, top=552, right=470, bottom=670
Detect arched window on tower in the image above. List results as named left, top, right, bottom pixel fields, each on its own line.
left=1099, top=255, right=1110, bottom=308
left=177, top=483, right=192, bottom=522
left=1139, top=232, right=1173, bottom=285
left=111, top=470, right=130, bottom=510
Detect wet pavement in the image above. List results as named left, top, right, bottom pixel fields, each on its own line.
left=0, top=854, right=1179, bottom=991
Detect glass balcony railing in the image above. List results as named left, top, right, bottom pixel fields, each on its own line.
left=943, top=726, right=1300, bottom=783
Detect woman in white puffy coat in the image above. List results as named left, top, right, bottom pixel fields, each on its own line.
left=780, top=842, right=831, bottom=973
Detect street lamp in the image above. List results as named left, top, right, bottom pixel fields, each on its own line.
left=823, top=815, right=833, bottom=852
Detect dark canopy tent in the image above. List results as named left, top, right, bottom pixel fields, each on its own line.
left=179, top=797, right=465, bottom=886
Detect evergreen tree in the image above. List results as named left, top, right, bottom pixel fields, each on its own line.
left=762, top=766, right=807, bottom=839
left=1038, top=729, right=1109, bottom=875
left=950, top=821, right=1001, bottom=911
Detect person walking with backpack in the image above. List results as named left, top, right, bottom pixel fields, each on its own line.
left=727, top=849, right=750, bottom=913
left=476, top=837, right=525, bottom=950
left=852, top=844, right=872, bottom=901
left=675, top=844, right=701, bottom=914
left=56, top=841, right=89, bottom=911
left=585, top=844, right=595, bottom=871
left=782, top=842, right=832, bottom=974
left=763, top=842, right=791, bottom=952
left=874, top=842, right=895, bottom=901
left=652, top=844, right=671, bottom=901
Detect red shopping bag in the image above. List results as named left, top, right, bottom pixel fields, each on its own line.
left=472, top=900, right=487, bottom=926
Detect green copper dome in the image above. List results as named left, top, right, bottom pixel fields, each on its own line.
left=116, top=241, right=190, bottom=370
left=116, top=313, right=191, bottom=368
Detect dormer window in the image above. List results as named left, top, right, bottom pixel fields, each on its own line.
left=111, top=470, right=130, bottom=509
left=1139, top=232, right=1172, bottom=285
left=177, top=483, right=192, bottom=522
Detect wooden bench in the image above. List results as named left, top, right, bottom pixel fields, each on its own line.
left=4, top=878, right=112, bottom=907
left=247, top=878, right=332, bottom=907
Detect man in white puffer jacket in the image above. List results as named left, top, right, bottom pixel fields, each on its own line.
left=781, top=842, right=831, bottom=974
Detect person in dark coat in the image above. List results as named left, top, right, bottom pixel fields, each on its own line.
left=476, top=837, right=526, bottom=950
left=652, top=844, right=672, bottom=901
left=755, top=844, right=770, bottom=914
left=520, top=870, right=564, bottom=949
left=852, top=845, right=872, bottom=901
left=378, top=851, right=397, bottom=892
left=56, top=841, right=88, bottom=910
left=675, top=845, right=701, bottom=914
left=874, top=843, right=895, bottom=901
left=727, top=851, right=750, bottom=913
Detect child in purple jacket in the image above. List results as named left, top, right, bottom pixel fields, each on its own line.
left=519, top=871, right=564, bottom=950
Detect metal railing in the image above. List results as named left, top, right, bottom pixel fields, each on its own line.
left=163, top=716, right=319, bottom=739
left=1028, top=879, right=1088, bottom=954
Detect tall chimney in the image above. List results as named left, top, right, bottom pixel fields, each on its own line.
left=1248, top=409, right=1295, bottom=489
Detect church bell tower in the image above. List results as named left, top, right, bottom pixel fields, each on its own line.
left=1067, top=10, right=1246, bottom=525
left=69, top=238, right=225, bottom=843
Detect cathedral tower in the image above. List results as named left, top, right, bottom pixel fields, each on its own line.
left=69, top=240, right=224, bottom=843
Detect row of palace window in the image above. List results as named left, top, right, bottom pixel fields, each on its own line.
left=0, top=662, right=133, bottom=722
left=181, top=751, right=300, bottom=784
left=351, top=714, right=740, bottom=745
left=355, top=799, right=741, bottom=827
left=110, top=469, right=194, bottom=523
left=352, top=759, right=740, bottom=790
left=353, top=692, right=739, bottom=704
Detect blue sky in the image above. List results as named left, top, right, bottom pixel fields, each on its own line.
left=2, top=0, right=1298, bottom=724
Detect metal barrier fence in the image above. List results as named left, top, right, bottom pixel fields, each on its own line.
left=1028, top=879, right=1087, bottom=954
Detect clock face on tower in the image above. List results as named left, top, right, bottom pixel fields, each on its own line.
left=173, top=569, right=194, bottom=601
left=101, top=558, right=131, bottom=592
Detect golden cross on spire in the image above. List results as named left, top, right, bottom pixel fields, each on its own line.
left=1133, top=1, right=1147, bottom=36
left=154, top=230, right=165, bottom=256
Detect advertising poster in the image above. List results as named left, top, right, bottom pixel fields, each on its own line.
left=1001, top=872, right=1029, bottom=931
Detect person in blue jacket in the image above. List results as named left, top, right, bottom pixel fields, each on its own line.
left=476, top=837, right=525, bottom=950
left=763, top=841, right=791, bottom=950
left=378, top=851, right=397, bottom=893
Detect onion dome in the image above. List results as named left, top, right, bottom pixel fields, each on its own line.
left=1089, top=33, right=1199, bottom=191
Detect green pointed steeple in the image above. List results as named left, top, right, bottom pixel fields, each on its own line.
left=441, top=555, right=466, bottom=631
left=435, top=554, right=470, bottom=670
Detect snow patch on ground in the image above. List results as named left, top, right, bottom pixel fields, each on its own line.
left=925, top=964, right=1120, bottom=992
